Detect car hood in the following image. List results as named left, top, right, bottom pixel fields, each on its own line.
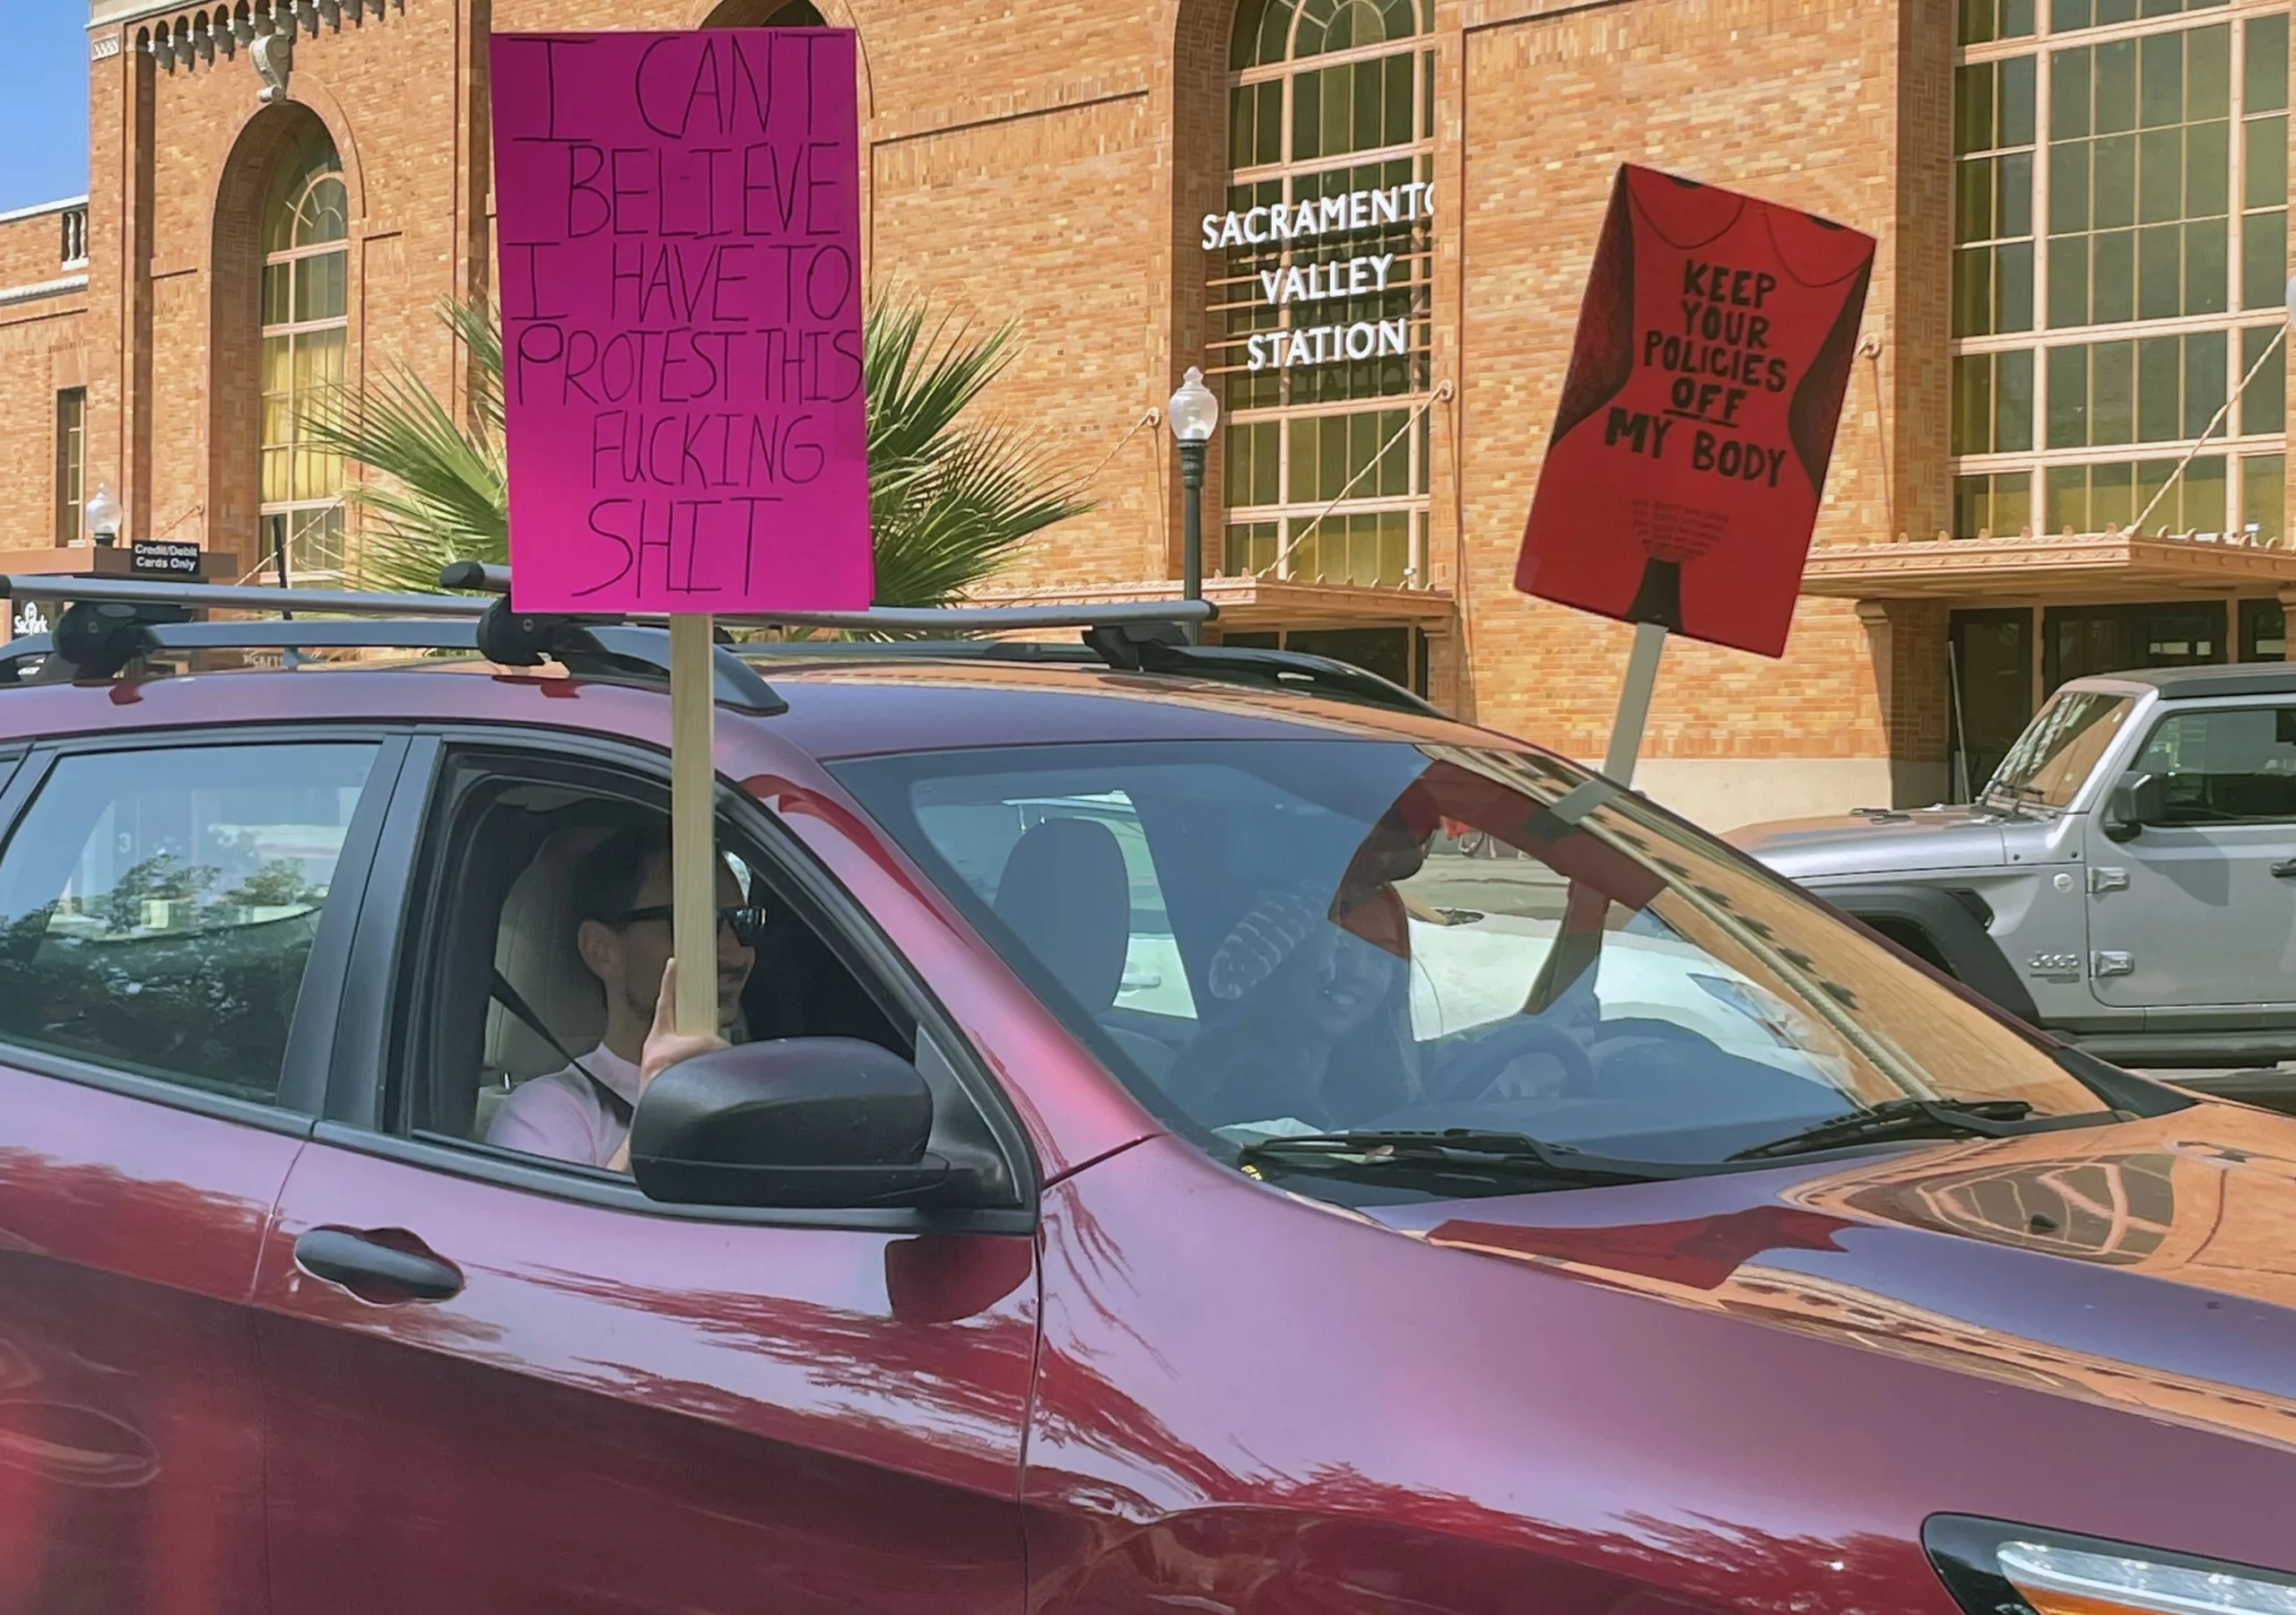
left=1727, top=803, right=2012, bottom=878
left=1364, top=1102, right=2296, bottom=1455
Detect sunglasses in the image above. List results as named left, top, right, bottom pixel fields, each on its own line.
left=604, top=904, right=769, bottom=948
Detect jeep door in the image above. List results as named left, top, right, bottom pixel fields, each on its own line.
left=2083, top=701, right=2296, bottom=1008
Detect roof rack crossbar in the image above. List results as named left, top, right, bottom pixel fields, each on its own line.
left=0, top=614, right=785, bottom=712
left=714, top=599, right=1217, bottom=633
left=1, top=575, right=492, bottom=618
left=0, top=619, right=480, bottom=672
left=733, top=625, right=1445, bottom=718
left=428, top=560, right=1216, bottom=634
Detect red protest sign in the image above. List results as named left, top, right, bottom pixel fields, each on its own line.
left=1515, top=166, right=1875, bottom=659
left=491, top=30, right=873, bottom=615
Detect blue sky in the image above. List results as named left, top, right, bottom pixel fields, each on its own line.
left=1, top=2, right=91, bottom=213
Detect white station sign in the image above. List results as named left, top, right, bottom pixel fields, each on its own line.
left=1204, top=181, right=1431, bottom=373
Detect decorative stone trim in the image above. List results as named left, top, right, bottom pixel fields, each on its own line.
left=135, top=0, right=401, bottom=102
left=0, top=274, right=91, bottom=309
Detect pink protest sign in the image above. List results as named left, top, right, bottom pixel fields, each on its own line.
left=490, top=30, right=873, bottom=613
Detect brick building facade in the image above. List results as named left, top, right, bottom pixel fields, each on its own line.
left=4, top=0, right=2294, bottom=829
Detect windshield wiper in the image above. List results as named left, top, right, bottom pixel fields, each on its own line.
left=1726, top=1097, right=2051, bottom=1161
left=1979, top=778, right=2051, bottom=815
left=1236, top=1128, right=1704, bottom=1187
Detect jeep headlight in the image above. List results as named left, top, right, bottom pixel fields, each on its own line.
left=1928, top=1517, right=2296, bottom=1615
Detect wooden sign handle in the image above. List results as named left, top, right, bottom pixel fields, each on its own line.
left=670, top=613, right=718, bottom=1038
left=1603, top=620, right=1668, bottom=788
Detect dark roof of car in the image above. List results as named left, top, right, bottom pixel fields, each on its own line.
left=0, top=651, right=1504, bottom=760
left=2083, top=662, right=2296, bottom=699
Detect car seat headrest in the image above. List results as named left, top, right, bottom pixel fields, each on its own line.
left=993, top=817, right=1130, bottom=1014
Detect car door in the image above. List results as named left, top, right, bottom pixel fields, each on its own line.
left=2083, top=700, right=2296, bottom=1008
left=0, top=730, right=401, bottom=1613
left=248, top=734, right=1040, bottom=1615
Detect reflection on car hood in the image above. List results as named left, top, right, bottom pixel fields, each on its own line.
left=1364, top=1104, right=2296, bottom=1455
left=1727, top=805, right=2011, bottom=878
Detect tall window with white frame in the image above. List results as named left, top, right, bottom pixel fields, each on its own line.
left=53, top=387, right=83, bottom=547
left=1213, top=0, right=1434, bottom=589
left=1952, top=0, right=2291, bottom=544
left=258, top=126, right=350, bottom=585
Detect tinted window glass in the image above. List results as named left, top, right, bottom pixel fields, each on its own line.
left=2135, top=707, right=2296, bottom=821
left=0, top=744, right=377, bottom=1102
left=909, top=786, right=1197, bottom=1024
left=835, top=741, right=2113, bottom=1202
left=1986, top=688, right=2135, bottom=807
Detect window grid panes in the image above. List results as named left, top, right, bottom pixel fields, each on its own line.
left=1964, top=0, right=2040, bottom=44
left=259, top=129, right=351, bottom=585
left=1215, top=0, right=1434, bottom=588
left=1952, top=3, right=2290, bottom=543
left=53, top=386, right=83, bottom=547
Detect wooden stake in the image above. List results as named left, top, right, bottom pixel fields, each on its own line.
left=670, top=613, right=718, bottom=1038
left=1603, top=621, right=1668, bottom=787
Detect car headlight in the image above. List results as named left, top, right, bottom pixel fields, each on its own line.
left=1927, top=1516, right=2296, bottom=1615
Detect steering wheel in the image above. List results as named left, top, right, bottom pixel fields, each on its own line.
left=1429, top=1016, right=1596, bottom=1105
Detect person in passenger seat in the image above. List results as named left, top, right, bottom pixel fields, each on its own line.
left=487, top=825, right=758, bottom=1172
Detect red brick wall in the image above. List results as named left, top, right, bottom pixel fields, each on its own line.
left=37, top=0, right=1961, bottom=819
left=0, top=207, right=90, bottom=551
left=1448, top=0, right=1909, bottom=766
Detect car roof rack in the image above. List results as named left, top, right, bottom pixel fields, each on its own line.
left=1, top=566, right=1440, bottom=721
left=0, top=573, right=790, bottom=710
left=436, top=561, right=1437, bottom=716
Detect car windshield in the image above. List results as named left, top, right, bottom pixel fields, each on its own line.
left=832, top=739, right=2118, bottom=1203
left=1982, top=690, right=2134, bottom=811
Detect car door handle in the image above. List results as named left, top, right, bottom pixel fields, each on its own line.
left=2274, top=860, right=2296, bottom=879
left=293, top=1228, right=464, bottom=1302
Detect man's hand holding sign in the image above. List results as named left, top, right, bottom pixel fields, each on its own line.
left=491, top=29, right=872, bottom=1046
left=1513, top=166, right=1873, bottom=1009
left=1517, top=165, right=1875, bottom=781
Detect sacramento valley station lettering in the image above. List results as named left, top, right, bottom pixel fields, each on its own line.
left=1202, top=182, right=1431, bottom=371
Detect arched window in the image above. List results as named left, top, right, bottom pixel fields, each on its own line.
left=700, top=0, right=827, bottom=25
left=258, top=125, right=349, bottom=585
left=1214, top=0, right=1433, bottom=589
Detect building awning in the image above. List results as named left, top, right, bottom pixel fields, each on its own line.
left=966, top=577, right=1457, bottom=633
left=1801, top=534, right=2296, bottom=602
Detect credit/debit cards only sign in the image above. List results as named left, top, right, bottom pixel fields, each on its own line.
left=1515, top=166, right=1875, bottom=659
left=491, top=30, right=874, bottom=614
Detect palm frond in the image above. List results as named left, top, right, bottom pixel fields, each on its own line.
left=324, top=291, right=1087, bottom=609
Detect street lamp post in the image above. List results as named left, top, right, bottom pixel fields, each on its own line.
left=1167, top=367, right=1220, bottom=642
left=83, top=482, right=120, bottom=548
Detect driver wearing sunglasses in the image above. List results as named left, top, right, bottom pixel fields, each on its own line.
left=486, top=822, right=760, bottom=1171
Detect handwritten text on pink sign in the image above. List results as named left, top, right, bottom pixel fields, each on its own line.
left=491, top=30, right=873, bottom=613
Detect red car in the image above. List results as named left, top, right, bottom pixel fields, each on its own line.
left=0, top=577, right=2292, bottom=1615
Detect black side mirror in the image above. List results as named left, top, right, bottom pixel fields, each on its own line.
left=2103, top=771, right=2167, bottom=841
left=630, top=1038, right=959, bottom=1210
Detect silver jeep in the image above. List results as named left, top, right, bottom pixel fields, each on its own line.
left=1732, top=663, right=2296, bottom=1093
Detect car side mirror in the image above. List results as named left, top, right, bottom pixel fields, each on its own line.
left=629, top=1038, right=961, bottom=1210
left=2103, top=771, right=2167, bottom=841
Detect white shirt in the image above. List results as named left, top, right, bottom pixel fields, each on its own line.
left=485, top=1045, right=645, bottom=1169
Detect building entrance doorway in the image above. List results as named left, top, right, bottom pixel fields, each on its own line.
left=1948, top=609, right=2033, bottom=801
left=1217, top=626, right=1429, bottom=697
left=2043, top=602, right=2227, bottom=690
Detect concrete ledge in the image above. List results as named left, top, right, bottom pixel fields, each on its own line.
left=0, top=274, right=90, bottom=309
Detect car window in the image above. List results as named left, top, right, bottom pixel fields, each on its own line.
left=0, top=743, right=378, bottom=1104
left=911, top=788, right=1198, bottom=1022
left=836, top=739, right=2118, bottom=1201
left=1984, top=689, right=2134, bottom=809
left=397, top=766, right=917, bottom=1178
left=2134, top=707, right=2296, bottom=824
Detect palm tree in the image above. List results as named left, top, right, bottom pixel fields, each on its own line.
left=309, top=294, right=1091, bottom=608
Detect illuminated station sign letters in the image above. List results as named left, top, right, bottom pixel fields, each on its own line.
left=1203, top=182, right=1431, bottom=372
